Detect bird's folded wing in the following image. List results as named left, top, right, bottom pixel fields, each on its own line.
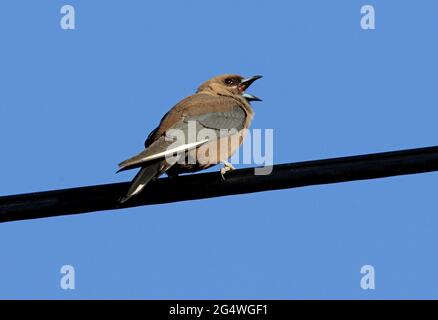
left=144, top=94, right=247, bottom=146
left=119, top=95, right=247, bottom=171
left=118, top=130, right=208, bottom=172
left=184, top=108, right=246, bottom=133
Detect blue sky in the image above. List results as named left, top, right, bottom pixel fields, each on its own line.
left=0, top=0, right=437, bottom=299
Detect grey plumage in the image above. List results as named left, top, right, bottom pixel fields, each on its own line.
left=118, top=160, right=165, bottom=204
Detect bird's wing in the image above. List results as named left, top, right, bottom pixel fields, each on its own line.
left=119, top=94, right=247, bottom=171
left=184, top=107, right=246, bottom=133
left=118, top=125, right=208, bottom=172
left=145, top=94, right=248, bottom=146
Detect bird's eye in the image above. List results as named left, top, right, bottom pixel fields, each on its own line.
left=224, top=78, right=233, bottom=86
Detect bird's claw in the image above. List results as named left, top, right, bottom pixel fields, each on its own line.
left=220, top=162, right=235, bottom=180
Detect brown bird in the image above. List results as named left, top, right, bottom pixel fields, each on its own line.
left=117, top=74, right=262, bottom=203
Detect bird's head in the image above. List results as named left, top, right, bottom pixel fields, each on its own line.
left=197, top=74, right=263, bottom=102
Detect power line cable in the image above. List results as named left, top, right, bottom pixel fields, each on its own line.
left=1, top=146, right=438, bottom=223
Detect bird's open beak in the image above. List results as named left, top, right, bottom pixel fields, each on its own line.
left=240, top=75, right=263, bottom=102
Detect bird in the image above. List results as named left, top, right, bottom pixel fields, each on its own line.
left=117, top=74, right=263, bottom=203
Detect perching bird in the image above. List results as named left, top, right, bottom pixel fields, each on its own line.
left=117, top=74, right=262, bottom=203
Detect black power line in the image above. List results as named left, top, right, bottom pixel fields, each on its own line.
left=1, top=146, right=438, bottom=223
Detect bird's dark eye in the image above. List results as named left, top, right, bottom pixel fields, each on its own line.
left=224, top=78, right=234, bottom=86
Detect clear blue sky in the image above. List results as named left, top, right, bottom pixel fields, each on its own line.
left=1, top=0, right=437, bottom=299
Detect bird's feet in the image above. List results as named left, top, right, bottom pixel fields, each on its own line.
left=220, top=161, right=236, bottom=180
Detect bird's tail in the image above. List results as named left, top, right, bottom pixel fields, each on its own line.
left=119, top=160, right=164, bottom=204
